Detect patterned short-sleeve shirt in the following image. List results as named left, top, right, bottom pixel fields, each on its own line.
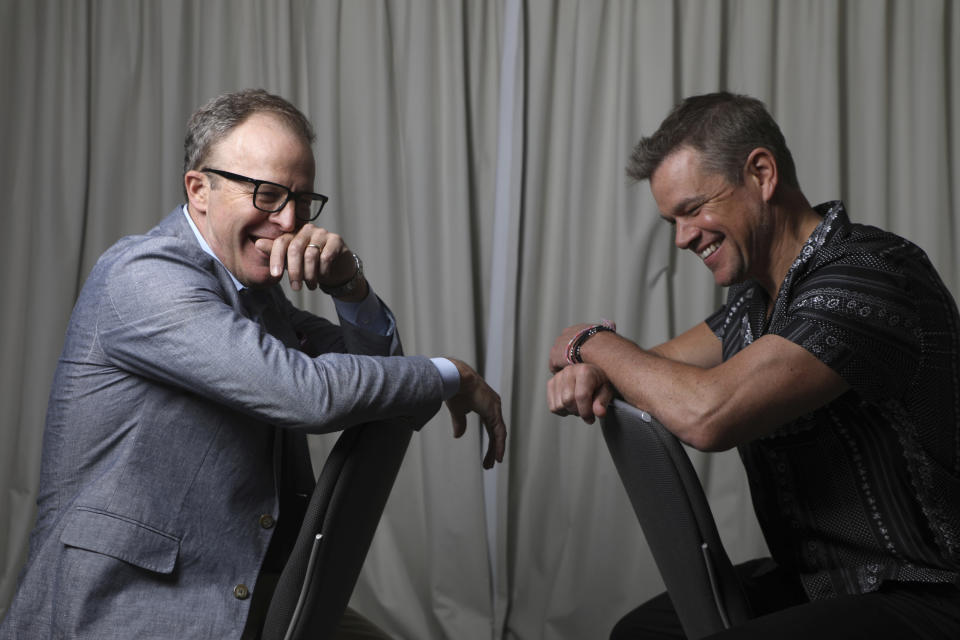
left=706, top=201, right=960, bottom=599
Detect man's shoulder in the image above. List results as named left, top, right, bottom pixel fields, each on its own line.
left=810, top=203, right=926, bottom=274
left=104, top=208, right=200, bottom=257
left=85, top=209, right=228, bottom=301
left=796, top=211, right=932, bottom=302
left=97, top=210, right=208, bottom=271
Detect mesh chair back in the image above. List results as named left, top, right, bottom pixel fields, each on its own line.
left=600, top=399, right=751, bottom=639
left=262, top=422, right=413, bottom=640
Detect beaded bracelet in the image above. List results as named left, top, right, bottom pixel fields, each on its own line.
left=565, top=319, right=617, bottom=365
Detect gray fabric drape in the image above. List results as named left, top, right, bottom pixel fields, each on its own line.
left=1, top=1, right=957, bottom=639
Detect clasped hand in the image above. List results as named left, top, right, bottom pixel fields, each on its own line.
left=255, top=224, right=362, bottom=298
left=546, top=324, right=615, bottom=424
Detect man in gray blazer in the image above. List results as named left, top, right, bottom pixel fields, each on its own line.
left=0, top=89, right=506, bottom=639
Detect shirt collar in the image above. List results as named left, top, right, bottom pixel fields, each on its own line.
left=181, top=204, right=244, bottom=291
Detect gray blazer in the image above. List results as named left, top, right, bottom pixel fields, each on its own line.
left=1, top=209, right=443, bottom=638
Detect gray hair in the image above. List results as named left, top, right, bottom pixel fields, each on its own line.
left=183, top=88, right=316, bottom=176
left=627, top=92, right=799, bottom=190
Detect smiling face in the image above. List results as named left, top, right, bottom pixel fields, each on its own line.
left=650, top=146, right=774, bottom=288
left=185, top=112, right=316, bottom=287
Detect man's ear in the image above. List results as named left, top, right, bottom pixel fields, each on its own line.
left=744, top=147, right=778, bottom=203
left=184, top=170, right=209, bottom=213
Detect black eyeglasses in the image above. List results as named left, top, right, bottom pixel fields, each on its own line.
left=202, top=168, right=328, bottom=222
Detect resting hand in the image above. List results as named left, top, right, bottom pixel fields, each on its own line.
left=255, top=224, right=365, bottom=299
left=444, top=358, right=508, bottom=469
left=548, top=323, right=596, bottom=373
left=547, top=363, right=614, bottom=424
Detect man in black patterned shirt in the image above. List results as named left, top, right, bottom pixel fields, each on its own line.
left=547, top=92, right=960, bottom=639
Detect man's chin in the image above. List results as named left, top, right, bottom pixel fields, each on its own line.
left=711, top=270, right=738, bottom=288
left=239, top=268, right=281, bottom=289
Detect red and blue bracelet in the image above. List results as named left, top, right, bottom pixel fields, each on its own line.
left=565, top=319, right=617, bottom=365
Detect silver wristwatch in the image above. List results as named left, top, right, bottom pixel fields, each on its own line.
left=321, top=253, right=364, bottom=297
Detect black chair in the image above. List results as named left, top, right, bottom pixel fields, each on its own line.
left=261, top=421, right=413, bottom=640
left=600, top=399, right=752, bottom=639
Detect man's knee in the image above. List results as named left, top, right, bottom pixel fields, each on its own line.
left=609, top=590, right=685, bottom=640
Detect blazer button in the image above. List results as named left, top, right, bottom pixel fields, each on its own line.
left=233, top=584, right=250, bottom=600
left=259, top=514, right=276, bottom=529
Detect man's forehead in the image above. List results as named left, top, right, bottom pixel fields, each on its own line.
left=650, top=148, right=728, bottom=217
left=208, top=113, right=315, bottom=176
left=650, top=149, right=703, bottom=200
left=216, top=113, right=301, bottom=152
left=652, top=146, right=704, bottom=183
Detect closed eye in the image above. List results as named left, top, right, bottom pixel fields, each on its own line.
left=684, top=202, right=705, bottom=217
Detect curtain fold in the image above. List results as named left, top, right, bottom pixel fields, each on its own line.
left=299, top=3, right=504, bottom=637
left=1, top=2, right=957, bottom=639
left=0, top=0, right=93, bottom=614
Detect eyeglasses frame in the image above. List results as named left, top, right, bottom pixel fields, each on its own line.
left=201, top=167, right=328, bottom=222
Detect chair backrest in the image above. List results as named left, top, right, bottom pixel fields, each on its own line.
left=261, top=421, right=413, bottom=640
left=600, top=399, right=751, bottom=640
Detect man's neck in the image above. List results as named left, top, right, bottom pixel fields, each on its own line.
left=181, top=204, right=244, bottom=291
left=759, top=193, right=823, bottom=305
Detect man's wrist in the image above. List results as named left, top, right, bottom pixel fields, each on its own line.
left=332, top=285, right=393, bottom=335
left=431, top=357, right=461, bottom=400
left=321, top=253, right=364, bottom=299
left=566, top=320, right=617, bottom=365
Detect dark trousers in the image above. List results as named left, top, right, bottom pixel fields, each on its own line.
left=610, top=559, right=960, bottom=640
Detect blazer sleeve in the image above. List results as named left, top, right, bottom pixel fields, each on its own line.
left=94, top=236, right=442, bottom=432
left=279, top=290, right=403, bottom=358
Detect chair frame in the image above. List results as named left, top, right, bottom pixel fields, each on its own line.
left=262, top=421, right=413, bottom=640
left=600, top=399, right=752, bottom=639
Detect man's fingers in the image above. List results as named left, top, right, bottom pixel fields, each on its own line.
left=286, top=239, right=306, bottom=290
left=575, top=385, right=596, bottom=422
left=319, top=235, right=347, bottom=269
left=476, top=416, right=506, bottom=470
left=269, top=235, right=292, bottom=280
left=547, top=364, right=612, bottom=424
left=474, top=396, right=506, bottom=467
left=593, top=383, right=615, bottom=419
left=254, top=237, right=274, bottom=255
left=559, top=384, right=581, bottom=416
left=546, top=375, right=573, bottom=416
left=482, top=406, right=507, bottom=466
left=253, top=226, right=353, bottom=291
left=446, top=358, right=508, bottom=468
left=447, top=403, right=467, bottom=438
left=286, top=226, right=325, bottom=290
left=303, top=243, right=321, bottom=289
left=492, top=420, right=507, bottom=463
left=483, top=436, right=496, bottom=469
left=303, top=231, right=351, bottom=284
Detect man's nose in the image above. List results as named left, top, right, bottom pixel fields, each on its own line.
left=270, top=199, right=298, bottom=232
left=674, top=219, right=699, bottom=250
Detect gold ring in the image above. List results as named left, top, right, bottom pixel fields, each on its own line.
left=307, top=243, right=321, bottom=250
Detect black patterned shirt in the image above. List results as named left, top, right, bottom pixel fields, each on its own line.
left=706, top=201, right=960, bottom=599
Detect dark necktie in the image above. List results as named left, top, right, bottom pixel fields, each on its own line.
left=239, top=288, right=301, bottom=349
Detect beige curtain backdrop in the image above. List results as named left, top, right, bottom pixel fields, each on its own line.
left=1, top=1, right=957, bottom=640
